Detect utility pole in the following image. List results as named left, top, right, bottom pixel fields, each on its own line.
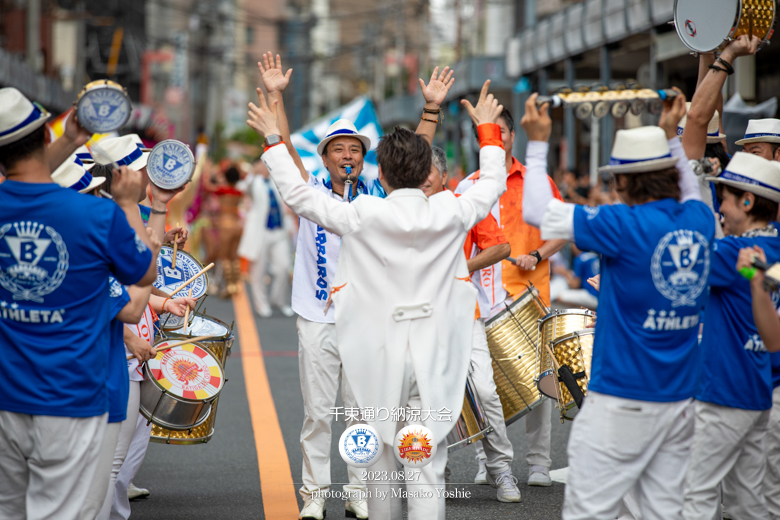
left=27, top=0, right=42, bottom=72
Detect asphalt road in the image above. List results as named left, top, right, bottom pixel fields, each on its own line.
left=131, top=287, right=572, bottom=519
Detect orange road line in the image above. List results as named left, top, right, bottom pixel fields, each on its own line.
left=232, top=284, right=299, bottom=519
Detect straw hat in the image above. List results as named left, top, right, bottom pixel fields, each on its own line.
left=705, top=152, right=780, bottom=204
left=0, top=88, right=50, bottom=147
left=735, top=119, right=780, bottom=146
left=316, top=119, right=372, bottom=156
left=677, top=102, right=726, bottom=144
left=598, top=126, right=679, bottom=174
left=51, top=157, right=106, bottom=194
left=74, top=145, right=95, bottom=171
left=93, top=135, right=148, bottom=171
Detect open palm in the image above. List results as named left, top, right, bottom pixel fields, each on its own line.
left=419, top=66, right=454, bottom=106
left=258, top=51, right=292, bottom=93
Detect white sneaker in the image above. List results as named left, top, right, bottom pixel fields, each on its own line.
left=345, top=498, right=368, bottom=519
left=528, top=465, right=552, bottom=487
left=127, top=482, right=150, bottom=500
left=280, top=305, right=295, bottom=317
left=256, top=308, right=273, bottom=318
left=487, top=470, right=522, bottom=503
left=474, top=458, right=488, bottom=485
left=299, top=497, right=326, bottom=520
left=722, top=504, right=732, bottom=519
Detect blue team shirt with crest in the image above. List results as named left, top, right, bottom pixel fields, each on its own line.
left=697, top=232, right=780, bottom=410
left=108, top=276, right=130, bottom=422
left=0, top=181, right=152, bottom=417
left=573, top=198, right=715, bottom=402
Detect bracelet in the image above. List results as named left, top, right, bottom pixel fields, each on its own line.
left=715, top=57, right=734, bottom=75
left=150, top=207, right=167, bottom=215
left=421, top=116, right=438, bottom=123
left=423, top=107, right=441, bottom=115
left=708, top=64, right=729, bottom=74
left=162, top=298, right=170, bottom=312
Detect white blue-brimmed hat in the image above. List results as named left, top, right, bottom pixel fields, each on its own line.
left=705, top=152, right=780, bottom=204
left=677, top=102, right=726, bottom=144
left=0, top=88, right=51, bottom=147
left=598, top=126, right=679, bottom=175
left=51, top=157, right=106, bottom=194
left=73, top=145, right=96, bottom=171
left=316, top=119, right=372, bottom=156
left=94, top=135, right=148, bottom=171
left=735, top=119, right=780, bottom=146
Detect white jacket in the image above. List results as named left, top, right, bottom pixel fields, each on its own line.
left=262, top=144, right=507, bottom=443
left=237, top=174, right=290, bottom=261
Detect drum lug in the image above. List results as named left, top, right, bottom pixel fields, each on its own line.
left=667, top=21, right=675, bottom=26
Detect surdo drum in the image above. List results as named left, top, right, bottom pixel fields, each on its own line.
left=75, top=80, right=132, bottom=134
left=447, top=375, right=493, bottom=452
left=674, top=0, right=776, bottom=53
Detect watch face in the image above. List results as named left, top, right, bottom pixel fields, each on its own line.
left=266, top=135, right=281, bottom=145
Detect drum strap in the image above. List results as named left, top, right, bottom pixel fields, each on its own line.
left=557, top=364, right=585, bottom=409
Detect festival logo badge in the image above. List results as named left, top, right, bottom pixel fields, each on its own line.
left=394, top=425, right=436, bottom=468
left=0, top=221, right=68, bottom=303
left=650, top=229, right=710, bottom=307
left=147, top=140, right=195, bottom=190
left=148, top=343, right=223, bottom=400
left=339, top=425, right=383, bottom=468
left=76, top=87, right=131, bottom=134
left=154, top=246, right=207, bottom=328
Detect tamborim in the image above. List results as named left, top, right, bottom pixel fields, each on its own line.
left=146, top=140, right=195, bottom=190
left=447, top=375, right=492, bottom=452
left=75, top=80, right=132, bottom=134
left=485, top=287, right=549, bottom=426
left=154, top=246, right=209, bottom=331
left=674, top=0, right=776, bottom=53
left=140, top=341, right=224, bottom=432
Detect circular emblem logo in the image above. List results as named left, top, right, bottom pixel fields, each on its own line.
left=650, top=229, right=710, bottom=307
left=394, top=425, right=436, bottom=468
left=685, top=19, right=697, bottom=37
left=147, top=140, right=195, bottom=190
left=0, top=221, right=68, bottom=303
left=76, top=86, right=131, bottom=134
left=339, top=425, right=383, bottom=467
left=148, top=344, right=223, bottom=399
left=154, top=246, right=208, bottom=298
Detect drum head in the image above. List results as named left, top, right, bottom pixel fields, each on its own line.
left=75, top=82, right=131, bottom=134
left=171, top=314, right=230, bottom=339
left=147, top=140, right=195, bottom=190
left=154, top=246, right=209, bottom=299
left=537, top=370, right=559, bottom=401
left=148, top=343, right=224, bottom=401
left=674, top=0, right=741, bottom=52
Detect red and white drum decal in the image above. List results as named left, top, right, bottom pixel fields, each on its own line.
left=148, top=344, right=223, bottom=400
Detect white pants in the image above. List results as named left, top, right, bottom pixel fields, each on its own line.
left=249, top=228, right=291, bottom=314
left=110, top=406, right=152, bottom=520
left=80, top=421, right=121, bottom=520
left=0, top=411, right=107, bottom=520
left=683, top=401, right=770, bottom=520
left=766, top=387, right=780, bottom=520
left=366, top=350, right=448, bottom=520
left=563, top=392, right=694, bottom=520
left=297, top=317, right=365, bottom=500
left=468, top=318, right=514, bottom=475
left=97, top=381, right=141, bottom=520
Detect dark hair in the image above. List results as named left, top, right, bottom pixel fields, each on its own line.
left=472, top=107, right=514, bottom=142
left=376, top=127, right=431, bottom=190
left=614, top=167, right=681, bottom=203
left=225, top=166, right=240, bottom=185
left=716, top=183, right=779, bottom=224
left=0, top=126, right=47, bottom=170
left=705, top=142, right=730, bottom=169
left=322, top=139, right=367, bottom=157
left=90, top=163, right=115, bottom=194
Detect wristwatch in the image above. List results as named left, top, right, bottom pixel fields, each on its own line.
left=265, top=134, right=282, bottom=147
left=529, top=250, right=542, bottom=264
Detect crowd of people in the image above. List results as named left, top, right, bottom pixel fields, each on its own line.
left=1, top=30, right=780, bottom=520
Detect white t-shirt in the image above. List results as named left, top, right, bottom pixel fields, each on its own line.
left=125, top=304, right=154, bottom=381
left=291, top=174, right=385, bottom=323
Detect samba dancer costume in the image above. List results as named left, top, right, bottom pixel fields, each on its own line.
left=682, top=153, right=780, bottom=520
left=523, top=120, right=715, bottom=519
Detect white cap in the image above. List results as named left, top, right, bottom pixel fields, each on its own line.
left=677, top=102, right=726, bottom=144
left=51, top=157, right=106, bottom=194
left=705, top=152, right=780, bottom=204
left=316, top=119, right=372, bottom=156
left=93, top=135, right=148, bottom=171
left=735, top=119, right=780, bottom=146
left=0, top=88, right=50, bottom=146
left=599, top=126, right=679, bottom=175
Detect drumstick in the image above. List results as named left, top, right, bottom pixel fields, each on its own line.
left=507, top=256, right=536, bottom=271
left=749, top=8, right=754, bottom=40
left=171, top=222, right=180, bottom=270
left=168, top=263, right=214, bottom=296
left=183, top=287, right=193, bottom=334
left=126, top=335, right=218, bottom=360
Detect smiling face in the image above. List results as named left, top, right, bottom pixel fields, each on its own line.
left=743, top=142, right=780, bottom=161
left=718, top=187, right=753, bottom=236
left=420, top=163, right=447, bottom=197
left=321, top=136, right=365, bottom=183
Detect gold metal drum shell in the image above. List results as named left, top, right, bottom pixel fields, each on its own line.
left=151, top=397, right=222, bottom=444
left=447, top=376, right=492, bottom=452
left=542, top=330, right=594, bottom=411
left=734, top=0, right=776, bottom=41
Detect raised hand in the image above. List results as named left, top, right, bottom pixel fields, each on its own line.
left=111, top=166, right=146, bottom=207
left=658, top=87, right=687, bottom=140
left=520, top=93, right=552, bottom=142
left=419, top=66, right=454, bottom=107
left=258, top=52, right=292, bottom=93
left=63, top=109, right=92, bottom=147
left=461, top=80, right=503, bottom=127
left=721, top=34, right=761, bottom=63
left=247, top=89, right=281, bottom=138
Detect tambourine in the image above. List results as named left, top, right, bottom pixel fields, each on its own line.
left=674, top=0, right=775, bottom=54
left=146, top=140, right=195, bottom=190
left=537, top=87, right=679, bottom=120
left=75, top=80, right=132, bottom=134
left=154, top=246, right=209, bottom=331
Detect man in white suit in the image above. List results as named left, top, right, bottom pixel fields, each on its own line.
left=248, top=81, right=507, bottom=520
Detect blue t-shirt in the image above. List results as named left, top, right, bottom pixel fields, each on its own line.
left=573, top=252, right=600, bottom=298
left=772, top=352, right=780, bottom=389
left=697, top=233, right=780, bottom=410
left=0, top=181, right=153, bottom=417
left=573, top=198, right=715, bottom=402
left=267, top=182, right=282, bottom=230
left=107, top=276, right=130, bottom=423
